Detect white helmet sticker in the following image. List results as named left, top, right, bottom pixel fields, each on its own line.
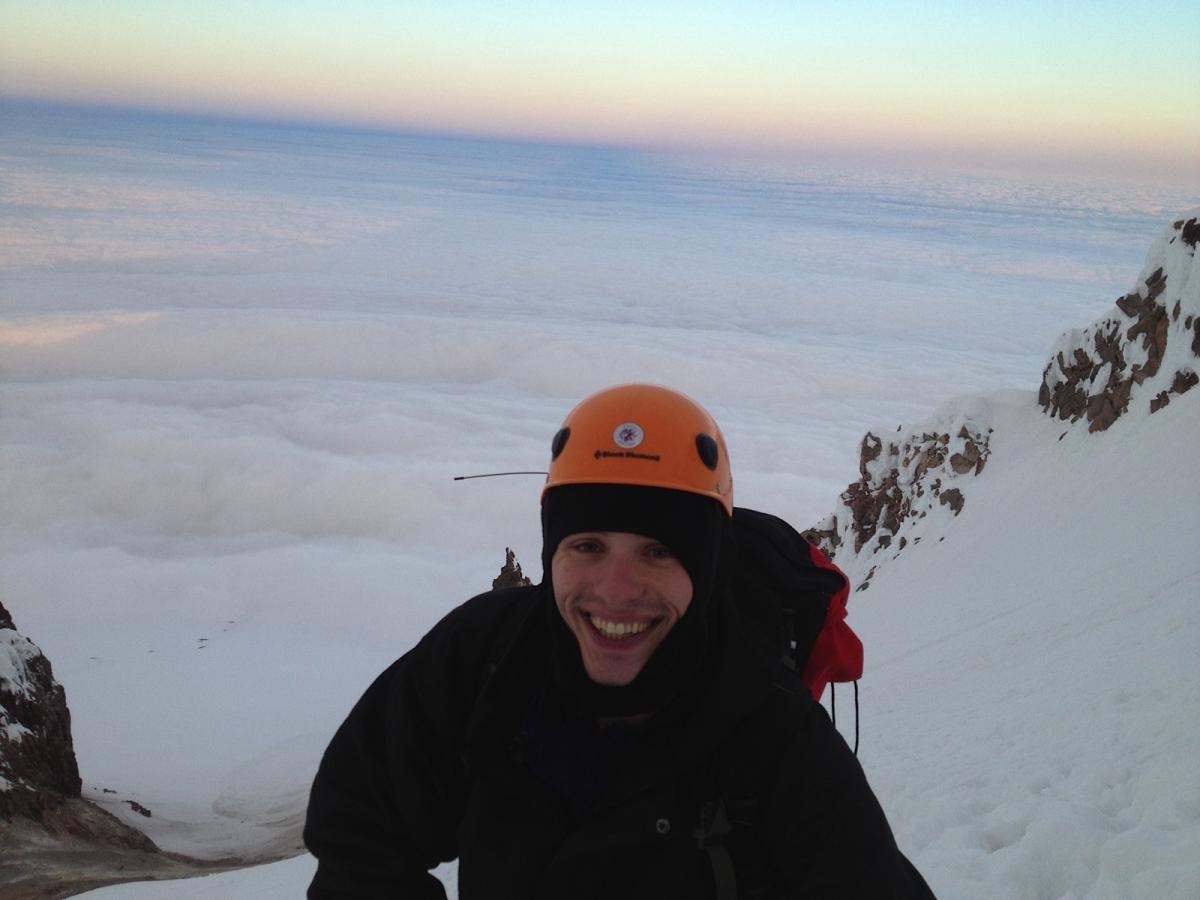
left=612, top=422, right=644, bottom=449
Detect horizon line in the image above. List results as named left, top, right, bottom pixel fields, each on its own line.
left=5, top=93, right=1199, bottom=189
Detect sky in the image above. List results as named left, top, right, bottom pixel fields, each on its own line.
left=3, top=1, right=1198, bottom=179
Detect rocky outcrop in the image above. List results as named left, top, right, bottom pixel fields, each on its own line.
left=804, top=402, right=993, bottom=591
left=1, top=600, right=157, bottom=859
left=0, top=601, right=82, bottom=824
left=1039, top=214, right=1199, bottom=431
left=492, top=548, right=532, bottom=590
left=810, top=211, right=1198, bottom=595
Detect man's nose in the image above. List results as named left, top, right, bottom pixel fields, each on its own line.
left=595, top=553, right=644, bottom=605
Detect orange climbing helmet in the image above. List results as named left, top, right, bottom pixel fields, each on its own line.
left=542, top=384, right=733, bottom=516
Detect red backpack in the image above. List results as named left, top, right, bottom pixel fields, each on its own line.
left=732, top=507, right=863, bottom=713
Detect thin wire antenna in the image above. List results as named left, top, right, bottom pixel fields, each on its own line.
left=453, top=471, right=549, bottom=481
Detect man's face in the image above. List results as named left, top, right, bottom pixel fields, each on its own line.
left=551, top=531, right=694, bottom=686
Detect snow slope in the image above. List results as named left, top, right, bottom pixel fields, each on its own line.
left=852, top=388, right=1199, bottom=898
left=75, top=217, right=1200, bottom=898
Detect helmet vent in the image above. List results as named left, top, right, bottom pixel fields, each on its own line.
left=695, top=433, right=719, bottom=471
left=551, top=427, right=571, bottom=460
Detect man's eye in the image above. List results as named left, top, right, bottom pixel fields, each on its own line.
left=646, top=544, right=675, bottom=560
left=573, top=540, right=604, bottom=553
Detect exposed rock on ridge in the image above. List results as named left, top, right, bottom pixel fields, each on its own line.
left=1039, top=214, right=1199, bottom=431
left=493, top=548, right=532, bottom=590
left=809, top=210, right=1197, bottom=593
left=804, top=403, right=993, bottom=592
left=0, top=601, right=82, bottom=823
left=2, top=600, right=172, bottom=899
left=811, top=210, right=1195, bottom=592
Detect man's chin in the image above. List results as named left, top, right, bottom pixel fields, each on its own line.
left=581, top=653, right=646, bottom=687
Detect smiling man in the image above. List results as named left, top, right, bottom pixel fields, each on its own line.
left=304, top=384, right=934, bottom=898
left=551, top=530, right=693, bottom=686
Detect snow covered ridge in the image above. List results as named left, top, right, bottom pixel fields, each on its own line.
left=806, top=211, right=1198, bottom=589
left=0, top=600, right=83, bottom=817
left=804, top=399, right=992, bottom=591
left=1039, top=213, right=1199, bottom=431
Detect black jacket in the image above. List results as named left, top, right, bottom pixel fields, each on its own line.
left=304, top=583, right=934, bottom=898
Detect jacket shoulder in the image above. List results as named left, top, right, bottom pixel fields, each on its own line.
left=305, top=586, right=543, bottom=896
left=423, top=584, right=544, bottom=661
left=390, top=584, right=542, bottom=704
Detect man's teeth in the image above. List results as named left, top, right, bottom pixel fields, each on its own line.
left=590, top=616, right=650, bottom=640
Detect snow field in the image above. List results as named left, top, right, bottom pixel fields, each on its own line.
left=852, top=392, right=1200, bottom=898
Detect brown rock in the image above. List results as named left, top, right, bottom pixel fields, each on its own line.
left=858, top=432, right=882, bottom=480
left=912, top=445, right=941, bottom=481
left=1153, top=314, right=1169, bottom=359
left=939, top=489, right=965, bottom=515
left=818, top=421, right=990, bottom=562
left=1147, top=367, right=1195, bottom=415
left=1126, top=305, right=1160, bottom=346
left=854, top=566, right=877, bottom=593
left=1171, top=370, right=1199, bottom=395
left=1116, top=292, right=1144, bottom=317
left=1, top=601, right=83, bottom=823
left=1114, top=378, right=1132, bottom=412
left=801, top=519, right=841, bottom=556
left=492, top=548, right=532, bottom=590
left=1049, top=380, right=1083, bottom=421
left=1041, top=252, right=1181, bottom=432
left=1100, top=327, right=1126, bottom=370
left=1144, top=267, right=1166, bottom=300
left=1181, top=217, right=1199, bottom=247
left=842, top=470, right=911, bottom=555
left=950, top=439, right=981, bottom=474
left=1087, top=394, right=1117, bottom=432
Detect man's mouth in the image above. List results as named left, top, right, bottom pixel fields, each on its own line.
left=588, top=615, right=653, bottom=640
